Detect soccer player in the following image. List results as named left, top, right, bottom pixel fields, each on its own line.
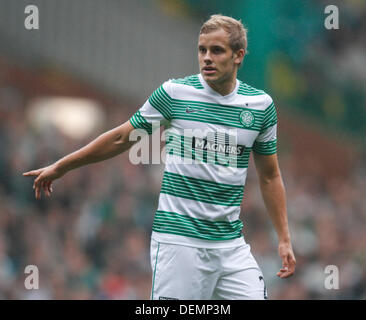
left=23, top=14, right=295, bottom=299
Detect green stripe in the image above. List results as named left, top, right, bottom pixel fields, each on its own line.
left=237, top=82, right=266, bottom=96
left=161, top=181, right=242, bottom=200
left=154, top=217, right=242, bottom=233
left=160, top=183, right=241, bottom=199
left=171, top=75, right=204, bottom=89
left=164, top=171, right=243, bottom=193
left=129, top=111, right=153, bottom=134
left=160, top=186, right=241, bottom=205
left=156, top=210, right=241, bottom=228
left=253, top=140, right=277, bottom=155
left=161, top=172, right=244, bottom=206
left=261, top=102, right=277, bottom=132
left=151, top=242, right=160, bottom=300
left=149, top=85, right=172, bottom=120
left=152, top=210, right=243, bottom=241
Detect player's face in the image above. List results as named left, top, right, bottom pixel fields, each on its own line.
left=198, top=28, right=243, bottom=85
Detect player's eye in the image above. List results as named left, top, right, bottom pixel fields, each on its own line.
left=212, top=47, right=224, bottom=53
left=199, top=47, right=206, bottom=53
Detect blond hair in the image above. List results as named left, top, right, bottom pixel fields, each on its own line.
left=200, top=14, right=248, bottom=56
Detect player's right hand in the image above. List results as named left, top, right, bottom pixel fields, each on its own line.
left=23, top=164, right=65, bottom=200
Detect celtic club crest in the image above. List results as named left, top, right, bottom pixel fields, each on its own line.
left=239, top=110, right=255, bottom=128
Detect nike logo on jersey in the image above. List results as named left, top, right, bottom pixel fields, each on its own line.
left=185, top=107, right=206, bottom=113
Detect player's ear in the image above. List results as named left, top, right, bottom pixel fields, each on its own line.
left=233, top=49, right=245, bottom=65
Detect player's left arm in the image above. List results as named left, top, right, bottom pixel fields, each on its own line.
left=253, top=152, right=296, bottom=279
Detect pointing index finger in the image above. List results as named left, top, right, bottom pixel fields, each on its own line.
left=23, top=170, right=39, bottom=176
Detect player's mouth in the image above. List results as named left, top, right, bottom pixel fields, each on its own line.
left=202, top=66, right=217, bottom=75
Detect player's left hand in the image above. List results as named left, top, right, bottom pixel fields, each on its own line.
left=277, top=241, right=296, bottom=279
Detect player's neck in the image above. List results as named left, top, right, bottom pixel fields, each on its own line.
left=205, top=74, right=237, bottom=96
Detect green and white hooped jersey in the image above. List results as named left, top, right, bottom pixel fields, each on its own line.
left=130, top=74, right=277, bottom=248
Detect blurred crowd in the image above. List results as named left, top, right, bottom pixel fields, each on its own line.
left=0, top=71, right=156, bottom=299
left=269, top=0, right=366, bottom=140
left=0, top=60, right=365, bottom=300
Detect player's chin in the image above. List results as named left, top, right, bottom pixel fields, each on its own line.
left=202, top=72, right=220, bottom=83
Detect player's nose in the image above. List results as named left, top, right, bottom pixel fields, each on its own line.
left=203, top=51, right=212, bottom=63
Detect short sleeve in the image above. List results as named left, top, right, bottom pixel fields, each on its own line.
left=252, top=95, right=278, bottom=155
left=129, top=81, right=173, bottom=134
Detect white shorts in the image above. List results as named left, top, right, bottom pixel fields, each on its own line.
left=150, top=239, right=268, bottom=300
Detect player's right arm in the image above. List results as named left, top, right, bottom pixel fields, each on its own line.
left=24, top=79, right=174, bottom=200
left=23, top=120, right=136, bottom=200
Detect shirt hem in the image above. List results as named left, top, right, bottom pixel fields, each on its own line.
left=151, top=231, right=246, bottom=249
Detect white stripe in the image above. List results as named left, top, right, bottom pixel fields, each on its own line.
left=139, top=100, right=167, bottom=124
left=163, top=154, right=248, bottom=186
left=256, top=124, right=277, bottom=143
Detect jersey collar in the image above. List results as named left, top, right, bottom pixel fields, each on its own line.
left=198, top=73, right=239, bottom=100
